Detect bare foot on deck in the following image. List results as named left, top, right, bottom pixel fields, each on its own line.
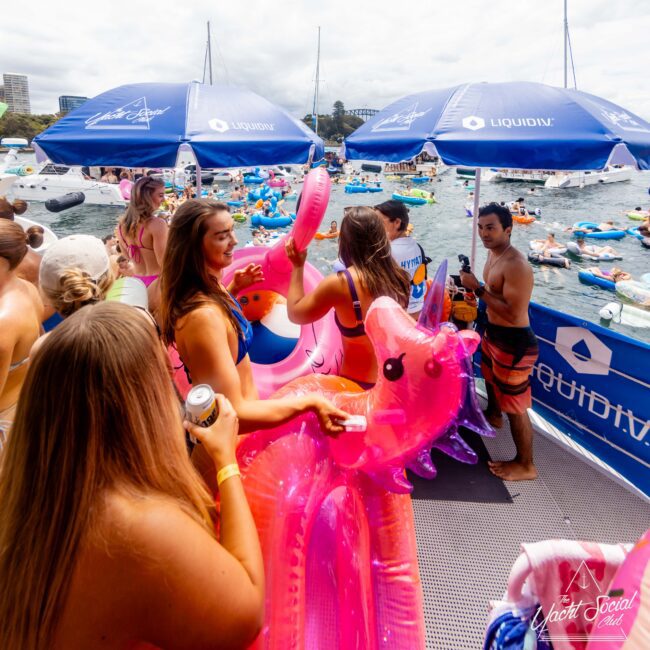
left=483, top=410, right=503, bottom=428
left=488, top=460, right=538, bottom=481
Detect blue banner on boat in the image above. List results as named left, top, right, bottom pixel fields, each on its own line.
left=523, top=304, right=649, bottom=498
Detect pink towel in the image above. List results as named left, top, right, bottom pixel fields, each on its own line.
left=522, top=539, right=631, bottom=650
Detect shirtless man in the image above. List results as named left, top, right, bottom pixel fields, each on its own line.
left=460, top=202, right=539, bottom=481
left=231, top=186, right=243, bottom=201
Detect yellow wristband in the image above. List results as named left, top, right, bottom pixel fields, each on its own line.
left=217, top=463, right=241, bottom=488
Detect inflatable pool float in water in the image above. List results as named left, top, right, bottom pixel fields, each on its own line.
left=566, top=241, right=623, bottom=261
left=578, top=269, right=617, bottom=291
left=392, top=192, right=428, bottom=205
left=409, top=188, right=435, bottom=203
left=627, top=210, right=650, bottom=221
left=234, top=269, right=493, bottom=648
left=232, top=212, right=246, bottom=223
left=251, top=214, right=294, bottom=229
left=616, top=279, right=650, bottom=307
left=527, top=252, right=569, bottom=267
left=600, top=302, right=650, bottom=328
left=227, top=199, right=245, bottom=208
left=627, top=227, right=643, bottom=240
left=513, top=213, right=536, bottom=224
left=314, top=230, right=338, bottom=240
left=572, top=221, right=626, bottom=239
left=345, top=183, right=371, bottom=193
left=529, top=241, right=567, bottom=255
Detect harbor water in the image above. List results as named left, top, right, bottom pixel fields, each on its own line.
left=8, top=163, right=650, bottom=343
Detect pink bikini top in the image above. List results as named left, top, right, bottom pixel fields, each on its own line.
left=118, top=223, right=152, bottom=264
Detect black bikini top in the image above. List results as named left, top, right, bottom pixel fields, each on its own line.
left=334, top=268, right=366, bottom=338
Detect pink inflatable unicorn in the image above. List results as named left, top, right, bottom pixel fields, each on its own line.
left=237, top=274, right=493, bottom=648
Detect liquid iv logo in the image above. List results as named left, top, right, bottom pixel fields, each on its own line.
left=462, top=116, right=485, bottom=131
left=85, top=97, right=171, bottom=130
left=554, top=327, right=612, bottom=376
left=208, top=118, right=275, bottom=133
left=371, top=103, right=431, bottom=132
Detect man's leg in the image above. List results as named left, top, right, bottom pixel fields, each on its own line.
left=488, top=411, right=538, bottom=481
left=483, top=381, right=503, bottom=428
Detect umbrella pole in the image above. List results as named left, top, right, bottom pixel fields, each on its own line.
left=470, top=168, right=481, bottom=270
left=196, top=162, right=202, bottom=198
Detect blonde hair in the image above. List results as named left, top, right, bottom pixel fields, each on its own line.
left=0, top=302, right=215, bottom=650
left=0, top=196, right=28, bottom=220
left=41, top=267, right=115, bottom=317
left=119, top=176, right=164, bottom=237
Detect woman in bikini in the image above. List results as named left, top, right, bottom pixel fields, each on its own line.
left=116, top=176, right=167, bottom=288
left=0, top=302, right=264, bottom=649
left=159, top=199, right=349, bottom=443
left=0, top=220, right=44, bottom=449
left=285, top=206, right=411, bottom=389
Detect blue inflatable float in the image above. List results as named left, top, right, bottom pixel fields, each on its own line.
left=572, top=221, right=626, bottom=240
left=392, top=192, right=428, bottom=206
left=250, top=213, right=295, bottom=229
left=578, top=270, right=616, bottom=291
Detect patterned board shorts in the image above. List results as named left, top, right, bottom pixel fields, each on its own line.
left=481, top=323, right=539, bottom=415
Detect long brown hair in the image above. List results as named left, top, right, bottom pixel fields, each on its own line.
left=0, top=219, right=29, bottom=269
left=0, top=302, right=214, bottom=650
left=160, top=199, right=242, bottom=345
left=119, top=175, right=164, bottom=237
left=339, top=206, right=410, bottom=308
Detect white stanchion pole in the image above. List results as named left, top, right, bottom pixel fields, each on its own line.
left=196, top=161, right=202, bottom=198
left=470, top=168, right=482, bottom=270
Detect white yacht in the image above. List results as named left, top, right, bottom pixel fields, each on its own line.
left=0, top=138, right=34, bottom=194
left=482, top=168, right=550, bottom=184
left=11, top=164, right=126, bottom=206
left=544, top=165, right=634, bottom=189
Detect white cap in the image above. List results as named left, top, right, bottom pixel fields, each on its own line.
left=40, top=234, right=110, bottom=292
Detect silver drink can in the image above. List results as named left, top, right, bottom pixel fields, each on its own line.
left=185, top=384, right=218, bottom=428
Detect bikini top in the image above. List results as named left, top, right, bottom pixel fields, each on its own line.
left=229, top=293, right=254, bottom=364
left=334, top=268, right=366, bottom=338
left=9, top=355, right=29, bottom=372
left=118, top=223, right=153, bottom=264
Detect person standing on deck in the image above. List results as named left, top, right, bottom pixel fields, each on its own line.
left=460, top=203, right=539, bottom=481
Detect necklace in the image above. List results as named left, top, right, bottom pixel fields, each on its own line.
left=488, top=244, right=511, bottom=268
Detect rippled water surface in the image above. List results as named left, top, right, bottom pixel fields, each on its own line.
left=10, top=162, right=650, bottom=343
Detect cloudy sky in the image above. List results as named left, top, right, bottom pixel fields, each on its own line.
left=3, top=0, right=650, bottom=120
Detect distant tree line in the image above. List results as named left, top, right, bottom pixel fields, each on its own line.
left=303, top=100, right=364, bottom=142
left=0, top=113, right=59, bottom=143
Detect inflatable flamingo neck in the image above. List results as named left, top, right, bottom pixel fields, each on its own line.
left=263, top=167, right=331, bottom=276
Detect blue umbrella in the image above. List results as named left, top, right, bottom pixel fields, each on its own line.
left=344, top=81, right=650, bottom=170
left=34, top=81, right=323, bottom=169
left=344, top=82, right=650, bottom=264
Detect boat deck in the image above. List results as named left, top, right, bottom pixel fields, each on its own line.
left=412, top=397, right=650, bottom=649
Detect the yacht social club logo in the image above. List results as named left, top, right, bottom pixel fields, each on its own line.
left=85, top=97, right=171, bottom=130
left=371, top=103, right=432, bottom=132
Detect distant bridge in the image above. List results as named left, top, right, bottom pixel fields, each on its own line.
left=346, top=108, right=380, bottom=120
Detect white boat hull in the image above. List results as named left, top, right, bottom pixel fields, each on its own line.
left=12, top=166, right=126, bottom=206
left=0, top=174, right=17, bottom=194
left=544, top=166, right=634, bottom=189
left=482, top=169, right=550, bottom=183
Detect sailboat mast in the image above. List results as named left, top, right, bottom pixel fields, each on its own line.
left=563, top=0, right=568, bottom=89
left=312, top=26, right=321, bottom=136
left=207, top=21, right=213, bottom=85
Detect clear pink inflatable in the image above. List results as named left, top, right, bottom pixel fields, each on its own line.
left=586, top=528, right=650, bottom=650
left=172, top=167, right=343, bottom=399
left=266, top=169, right=288, bottom=187
left=237, top=274, right=494, bottom=648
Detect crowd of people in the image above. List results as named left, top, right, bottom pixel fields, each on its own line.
left=0, top=173, right=540, bottom=646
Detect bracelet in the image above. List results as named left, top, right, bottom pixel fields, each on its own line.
left=217, top=463, right=241, bottom=487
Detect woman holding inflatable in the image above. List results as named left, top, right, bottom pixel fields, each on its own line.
left=159, top=199, right=348, bottom=435
left=286, top=206, right=410, bottom=389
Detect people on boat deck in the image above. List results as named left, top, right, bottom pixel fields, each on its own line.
left=0, top=220, right=44, bottom=449
left=159, top=199, right=349, bottom=445
left=460, top=202, right=539, bottom=482
left=0, top=302, right=265, bottom=650
left=285, top=206, right=411, bottom=389
left=575, top=237, right=619, bottom=256
left=100, top=167, right=118, bottom=184
left=375, top=199, right=430, bottom=319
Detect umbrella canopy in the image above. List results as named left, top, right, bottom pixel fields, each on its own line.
left=344, top=82, right=650, bottom=171
left=34, top=81, right=323, bottom=168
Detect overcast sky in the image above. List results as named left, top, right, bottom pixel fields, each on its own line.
left=3, top=0, right=650, bottom=120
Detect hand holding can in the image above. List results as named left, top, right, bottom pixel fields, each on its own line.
left=185, top=388, right=239, bottom=468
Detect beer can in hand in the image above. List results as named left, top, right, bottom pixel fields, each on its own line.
left=185, top=384, right=219, bottom=430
